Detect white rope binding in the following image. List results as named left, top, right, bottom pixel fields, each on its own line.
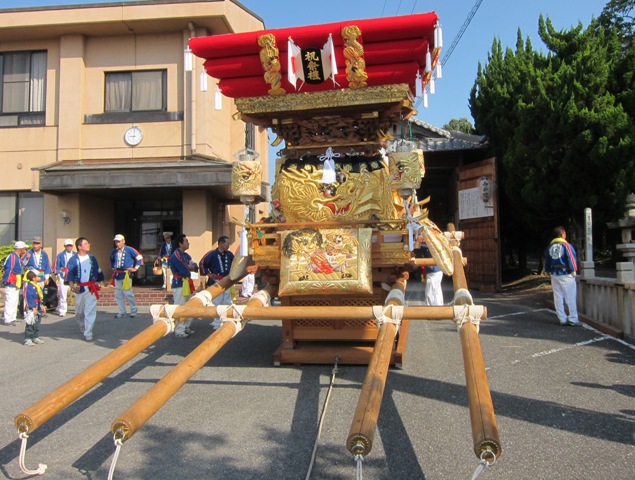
left=452, top=305, right=485, bottom=333
left=150, top=304, right=178, bottom=336
left=18, top=431, right=47, bottom=476
left=218, top=304, right=248, bottom=337
left=450, top=288, right=473, bottom=306
left=372, top=305, right=404, bottom=331
left=192, top=289, right=214, bottom=306
left=385, top=288, right=405, bottom=306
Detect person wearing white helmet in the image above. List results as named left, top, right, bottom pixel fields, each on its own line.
left=55, top=239, right=75, bottom=317
left=2, top=241, right=27, bottom=326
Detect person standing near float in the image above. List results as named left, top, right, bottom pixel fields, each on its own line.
left=67, top=237, right=106, bottom=341
left=2, top=241, right=27, bottom=326
left=110, top=234, right=144, bottom=319
left=156, top=231, right=173, bottom=289
left=22, top=236, right=52, bottom=289
left=421, top=240, right=444, bottom=306
left=55, top=238, right=75, bottom=317
left=544, top=226, right=581, bottom=327
left=199, top=236, right=234, bottom=329
left=169, top=233, right=198, bottom=338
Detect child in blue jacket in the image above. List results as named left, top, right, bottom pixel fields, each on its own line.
left=23, top=270, right=46, bottom=346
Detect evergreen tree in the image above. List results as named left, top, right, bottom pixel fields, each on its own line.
left=443, top=117, right=475, bottom=134
left=470, top=16, right=635, bottom=251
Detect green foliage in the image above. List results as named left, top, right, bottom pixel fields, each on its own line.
left=599, top=0, right=635, bottom=45
left=470, top=14, right=635, bottom=241
left=443, top=117, right=475, bottom=134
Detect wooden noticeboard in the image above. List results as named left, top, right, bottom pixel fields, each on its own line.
left=457, top=157, right=500, bottom=292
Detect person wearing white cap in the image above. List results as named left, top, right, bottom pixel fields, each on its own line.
left=54, top=239, right=75, bottom=317
left=109, top=234, right=144, bottom=318
left=156, top=232, right=173, bottom=289
left=22, top=236, right=52, bottom=289
left=2, top=241, right=27, bottom=325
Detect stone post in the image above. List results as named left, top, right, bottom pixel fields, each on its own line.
left=579, top=260, right=595, bottom=279
left=616, top=262, right=635, bottom=283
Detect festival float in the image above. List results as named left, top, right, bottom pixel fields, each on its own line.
left=14, top=11, right=501, bottom=478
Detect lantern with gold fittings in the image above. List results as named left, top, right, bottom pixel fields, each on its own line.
left=231, top=148, right=262, bottom=205
left=388, top=139, right=425, bottom=251
left=232, top=148, right=262, bottom=256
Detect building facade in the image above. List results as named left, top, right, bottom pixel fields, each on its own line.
left=0, top=0, right=269, bottom=280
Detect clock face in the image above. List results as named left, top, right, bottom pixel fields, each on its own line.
left=124, top=126, right=143, bottom=146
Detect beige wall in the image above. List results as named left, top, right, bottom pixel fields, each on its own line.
left=0, top=1, right=269, bottom=258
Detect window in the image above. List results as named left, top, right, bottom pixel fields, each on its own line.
left=105, top=70, right=166, bottom=112
left=0, top=51, right=46, bottom=127
left=0, top=192, right=43, bottom=245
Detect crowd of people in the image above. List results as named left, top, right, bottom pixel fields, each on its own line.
left=2, top=232, right=248, bottom=346
left=3, top=224, right=580, bottom=347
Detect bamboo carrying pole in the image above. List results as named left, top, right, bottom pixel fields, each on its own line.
left=169, top=305, right=480, bottom=321
left=13, top=259, right=249, bottom=435
left=346, top=279, right=406, bottom=456
left=14, top=322, right=169, bottom=434
left=111, top=284, right=275, bottom=441
left=448, top=224, right=501, bottom=461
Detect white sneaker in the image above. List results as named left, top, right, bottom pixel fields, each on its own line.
left=33, top=338, right=44, bottom=345
left=85, top=334, right=93, bottom=341
left=24, top=339, right=35, bottom=347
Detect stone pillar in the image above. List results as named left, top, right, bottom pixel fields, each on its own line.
left=616, top=262, right=635, bottom=283
left=579, top=260, right=595, bottom=279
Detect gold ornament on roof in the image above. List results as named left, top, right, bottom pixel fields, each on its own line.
left=341, top=25, right=368, bottom=89
left=258, top=33, right=286, bottom=96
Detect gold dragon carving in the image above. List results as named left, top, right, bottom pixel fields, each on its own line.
left=271, top=161, right=399, bottom=223
left=341, top=25, right=368, bottom=89
left=257, top=33, right=286, bottom=96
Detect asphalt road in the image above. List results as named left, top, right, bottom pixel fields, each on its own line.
left=0, top=281, right=633, bottom=479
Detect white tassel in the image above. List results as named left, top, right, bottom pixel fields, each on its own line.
left=199, top=69, right=208, bottom=92
left=184, top=45, right=193, bottom=72
left=429, top=77, right=435, bottom=95
left=435, top=22, right=443, bottom=49
left=425, top=48, right=432, bottom=73
left=214, top=84, right=222, bottom=110
left=436, top=62, right=443, bottom=79
left=415, top=71, right=423, bottom=98
left=322, top=159, right=336, bottom=183
left=423, top=90, right=428, bottom=108
left=318, top=147, right=340, bottom=184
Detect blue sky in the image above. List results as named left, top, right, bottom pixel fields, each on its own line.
left=6, top=0, right=608, bottom=128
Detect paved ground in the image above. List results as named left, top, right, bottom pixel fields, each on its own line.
left=0, top=280, right=633, bottom=479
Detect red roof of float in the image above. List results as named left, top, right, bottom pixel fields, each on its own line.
left=189, top=12, right=440, bottom=99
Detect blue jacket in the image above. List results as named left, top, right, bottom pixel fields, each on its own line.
left=22, top=248, right=52, bottom=281
left=23, top=281, right=44, bottom=314
left=2, top=251, right=23, bottom=287
left=66, top=254, right=105, bottom=293
left=545, top=238, right=578, bottom=276
left=169, top=249, right=196, bottom=288
left=55, top=250, right=75, bottom=283
left=199, top=248, right=234, bottom=284
left=110, top=245, right=144, bottom=280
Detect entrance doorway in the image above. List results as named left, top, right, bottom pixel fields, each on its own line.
left=114, top=198, right=182, bottom=285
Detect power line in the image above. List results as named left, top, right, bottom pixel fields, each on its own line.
left=441, top=0, right=484, bottom=67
